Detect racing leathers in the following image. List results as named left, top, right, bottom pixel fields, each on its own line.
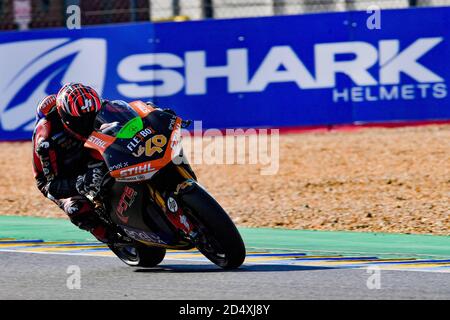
left=32, top=108, right=111, bottom=242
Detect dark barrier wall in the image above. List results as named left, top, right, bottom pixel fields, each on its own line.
left=0, top=7, right=449, bottom=140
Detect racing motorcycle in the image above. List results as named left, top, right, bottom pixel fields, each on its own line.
left=84, top=100, right=246, bottom=269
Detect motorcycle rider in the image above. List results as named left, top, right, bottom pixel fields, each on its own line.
left=32, top=83, right=114, bottom=243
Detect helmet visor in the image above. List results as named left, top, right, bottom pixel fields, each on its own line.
left=60, top=111, right=98, bottom=138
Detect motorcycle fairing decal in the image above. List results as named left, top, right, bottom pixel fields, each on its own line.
left=166, top=197, right=178, bottom=213
left=164, top=203, right=194, bottom=236
left=120, top=225, right=170, bottom=246
left=116, top=186, right=138, bottom=224
left=84, top=131, right=116, bottom=154
left=110, top=117, right=182, bottom=180
left=115, top=168, right=158, bottom=183
left=174, top=179, right=195, bottom=195
left=115, top=116, right=144, bottom=139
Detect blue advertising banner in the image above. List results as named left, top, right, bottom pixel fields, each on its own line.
left=0, top=7, right=449, bottom=140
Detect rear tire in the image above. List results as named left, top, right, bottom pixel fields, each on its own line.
left=108, top=243, right=166, bottom=268
left=181, top=183, right=246, bottom=269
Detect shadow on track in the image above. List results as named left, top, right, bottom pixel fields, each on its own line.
left=134, top=263, right=336, bottom=273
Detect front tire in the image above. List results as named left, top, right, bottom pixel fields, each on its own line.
left=181, top=183, right=246, bottom=269
left=108, top=243, right=166, bottom=268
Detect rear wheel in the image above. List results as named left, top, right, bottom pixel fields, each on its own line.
left=181, top=183, right=246, bottom=269
left=108, top=243, right=166, bottom=267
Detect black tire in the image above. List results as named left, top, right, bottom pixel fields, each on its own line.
left=108, top=243, right=166, bottom=268
left=181, top=183, right=246, bottom=269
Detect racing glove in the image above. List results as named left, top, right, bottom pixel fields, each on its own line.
left=76, top=163, right=109, bottom=201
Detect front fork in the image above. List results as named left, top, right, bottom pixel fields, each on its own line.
left=147, top=165, right=198, bottom=240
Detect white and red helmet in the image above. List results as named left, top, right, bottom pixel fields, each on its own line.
left=56, top=83, right=102, bottom=140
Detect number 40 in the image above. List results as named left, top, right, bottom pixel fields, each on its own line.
left=145, top=135, right=167, bottom=157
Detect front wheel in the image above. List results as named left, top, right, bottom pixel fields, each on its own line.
left=181, top=183, right=246, bottom=269
left=108, top=242, right=166, bottom=268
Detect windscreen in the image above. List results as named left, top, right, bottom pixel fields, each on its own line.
left=94, top=100, right=143, bottom=138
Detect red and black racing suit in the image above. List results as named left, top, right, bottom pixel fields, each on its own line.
left=32, top=111, right=108, bottom=240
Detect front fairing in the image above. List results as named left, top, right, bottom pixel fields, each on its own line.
left=85, top=101, right=183, bottom=182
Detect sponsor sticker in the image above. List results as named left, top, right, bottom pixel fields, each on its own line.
left=167, top=197, right=178, bottom=213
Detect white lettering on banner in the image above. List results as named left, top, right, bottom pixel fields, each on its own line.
left=117, top=37, right=445, bottom=100
left=247, top=46, right=316, bottom=90
left=117, top=53, right=184, bottom=97
left=380, top=86, right=399, bottom=100
left=314, top=41, right=378, bottom=87
left=434, top=83, right=448, bottom=98
left=185, top=49, right=249, bottom=94
left=379, top=38, right=444, bottom=84
left=333, top=83, right=447, bottom=103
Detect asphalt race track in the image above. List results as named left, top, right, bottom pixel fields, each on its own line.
left=1, top=240, right=450, bottom=299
